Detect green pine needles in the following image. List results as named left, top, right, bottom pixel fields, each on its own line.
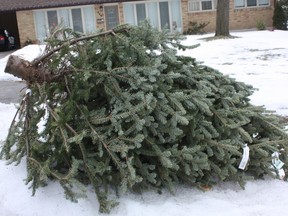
left=1, top=22, right=288, bottom=213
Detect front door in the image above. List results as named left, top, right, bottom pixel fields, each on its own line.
left=104, top=5, right=119, bottom=30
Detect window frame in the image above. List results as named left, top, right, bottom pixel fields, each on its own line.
left=188, top=0, right=217, bottom=12
left=234, top=0, right=270, bottom=9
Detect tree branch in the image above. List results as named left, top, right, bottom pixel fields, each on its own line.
left=32, top=29, right=114, bottom=66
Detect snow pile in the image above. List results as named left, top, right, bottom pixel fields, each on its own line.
left=1, top=30, right=288, bottom=216
left=179, top=30, right=288, bottom=116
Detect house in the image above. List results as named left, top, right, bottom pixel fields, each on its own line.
left=0, top=0, right=275, bottom=47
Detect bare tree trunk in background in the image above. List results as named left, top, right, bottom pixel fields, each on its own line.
left=215, top=0, right=230, bottom=36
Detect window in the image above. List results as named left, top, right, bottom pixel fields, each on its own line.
left=234, top=0, right=269, bottom=8
left=136, top=4, right=146, bottom=25
left=258, top=0, right=269, bottom=6
left=104, top=5, right=119, bottom=30
left=189, top=1, right=200, bottom=11
left=247, top=0, right=257, bottom=6
left=34, top=6, right=96, bottom=43
left=188, top=0, right=217, bottom=12
left=123, top=0, right=182, bottom=32
left=159, top=2, right=170, bottom=30
left=47, top=10, right=58, bottom=30
left=45, top=7, right=96, bottom=34
left=71, top=8, right=84, bottom=32
left=235, top=0, right=245, bottom=7
left=202, top=1, right=212, bottom=10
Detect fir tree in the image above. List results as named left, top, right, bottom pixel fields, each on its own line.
left=273, top=1, right=287, bottom=30
left=1, top=22, right=288, bottom=213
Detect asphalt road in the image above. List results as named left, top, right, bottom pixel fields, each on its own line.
left=0, top=49, right=26, bottom=104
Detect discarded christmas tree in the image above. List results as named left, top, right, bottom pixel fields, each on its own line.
left=1, top=22, right=288, bottom=213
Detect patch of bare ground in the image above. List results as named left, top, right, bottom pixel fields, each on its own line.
left=200, top=35, right=240, bottom=41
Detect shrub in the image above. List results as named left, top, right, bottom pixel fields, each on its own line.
left=184, top=21, right=209, bottom=35
left=256, top=21, right=266, bottom=30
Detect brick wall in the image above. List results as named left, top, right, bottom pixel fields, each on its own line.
left=182, top=0, right=275, bottom=33
left=15, top=0, right=275, bottom=47
left=16, top=11, right=37, bottom=47
left=118, top=3, right=125, bottom=25
left=95, top=4, right=105, bottom=30
left=230, top=4, right=274, bottom=30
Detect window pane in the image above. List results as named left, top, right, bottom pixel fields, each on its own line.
left=235, top=0, right=245, bottom=7
left=47, top=10, right=58, bottom=30
left=34, top=11, right=47, bottom=43
left=83, top=7, right=96, bottom=33
left=58, top=9, right=70, bottom=27
left=247, top=0, right=257, bottom=7
left=159, top=2, right=170, bottom=30
left=104, top=6, right=119, bottom=30
left=259, top=0, right=269, bottom=6
left=202, top=1, right=212, bottom=10
left=147, top=2, right=159, bottom=29
left=170, top=0, right=182, bottom=32
left=123, top=4, right=136, bottom=25
left=136, top=4, right=146, bottom=25
left=189, top=1, right=200, bottom=11
left=72, top=9, right=83, bottom=32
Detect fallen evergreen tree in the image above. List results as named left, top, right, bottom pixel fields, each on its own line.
left=1, top=22, right=288, bottom=213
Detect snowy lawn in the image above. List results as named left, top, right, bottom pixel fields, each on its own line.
left=1, top=30, right=288, bottom=216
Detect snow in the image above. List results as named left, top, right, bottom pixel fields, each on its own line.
left=1, top=30, right=288, bottom=215
left=179, top=30, right=288, bottom=116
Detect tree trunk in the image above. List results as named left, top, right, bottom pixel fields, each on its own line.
left=215, top=0, right=230, bottom=36
left=5, top=55, right=52, bottom=83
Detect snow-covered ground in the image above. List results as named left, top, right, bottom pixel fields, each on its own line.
left=1, top=30, right=288, bottom=216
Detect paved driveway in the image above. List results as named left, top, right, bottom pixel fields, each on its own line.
left=0, top=81, right=26, bottom=104
left=0, top=50, right=15, bottom=59
left=0, top=49, right=26, bottom=104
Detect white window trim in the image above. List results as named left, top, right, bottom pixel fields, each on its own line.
left=234, top=0, right=270, bottom=9
left=188, top=0, right=217, bottom=13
